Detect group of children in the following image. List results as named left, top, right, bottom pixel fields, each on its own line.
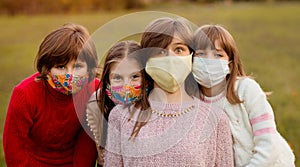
left=3, top=16, right=295, bottom=167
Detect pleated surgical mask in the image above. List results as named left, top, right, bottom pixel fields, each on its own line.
left=192, top=57, right=229, bottom=88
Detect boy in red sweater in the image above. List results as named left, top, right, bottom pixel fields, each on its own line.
left=3, top=23, right=99, bottom=167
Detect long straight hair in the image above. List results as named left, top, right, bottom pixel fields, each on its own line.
left=193, top=25, right=247, bottom=104
left=96, top=40, right=152, bottom=142
left=129, top=17, right=196, bottom=139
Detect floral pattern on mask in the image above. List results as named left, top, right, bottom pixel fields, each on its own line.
left=47, top=73, right=88, bottom=95
left=105, top=84, right=142, bottom=104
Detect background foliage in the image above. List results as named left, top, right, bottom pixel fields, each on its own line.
left=0, top=0, right=299, bottom=15
left=0, top=1, right=299, bottom=166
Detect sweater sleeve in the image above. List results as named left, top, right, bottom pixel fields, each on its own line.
left=73, top=88, right=99, bottom=167
left=104, top=106, right=123, bottom=167
left=86, top=91, right=106, bottom=166
left=215, top=112, right=234, bottom=167
left=86, top=91, right=103, bottom=147
left=3, top=86, right=32, bottom=166
left=241, top=78, right=278, bottom=167
left=73, top=128, right=97, bottom=167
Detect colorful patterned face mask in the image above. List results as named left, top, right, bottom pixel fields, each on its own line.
left=47, top=73, right=88, bottom=95
left=105, top=84, right=143, bottom=104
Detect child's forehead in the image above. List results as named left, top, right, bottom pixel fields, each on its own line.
left=54, top=58, right=87, bottom=66
left=110, top=58, right=141, bottom=73
left=169, top=36, right=187, bottom=45
left=196, top=37, right=217, bottom=50
left=74, top=58, right=87, bottom=63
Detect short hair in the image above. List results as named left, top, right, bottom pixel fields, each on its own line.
left=35, top=23, right=98, bottom=82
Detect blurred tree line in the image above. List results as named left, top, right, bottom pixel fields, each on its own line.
left=0, top=0, right=298, bottom=15
left=0, top=0, right=144, bottom=15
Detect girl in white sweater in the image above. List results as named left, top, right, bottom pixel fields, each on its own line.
left=192, top=24, right=295, bottom=167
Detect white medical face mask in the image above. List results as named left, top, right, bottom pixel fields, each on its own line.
left=192, top=57, right=229, bottom=88
left=146, top=54, right=192, bottom=93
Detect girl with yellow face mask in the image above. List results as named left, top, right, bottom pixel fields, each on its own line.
left=104, top=17, right=234, bottom=167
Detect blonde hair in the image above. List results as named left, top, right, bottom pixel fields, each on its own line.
left=193, top=24, right=247, bottom=104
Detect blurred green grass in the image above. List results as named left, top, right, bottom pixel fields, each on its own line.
left=1, top=1, right=299, bottom=166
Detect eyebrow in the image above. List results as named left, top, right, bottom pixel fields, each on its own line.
left=75, top=60, right=86, bottom=64
left=109, top=72, right=120, bottom=76
left=129, top=70, right=142, bottom=76
left=110, top=70, right=141, bottom=77
left=215, top=48, right=225, bottom=52
left=172, top=42, right=187, bottom=46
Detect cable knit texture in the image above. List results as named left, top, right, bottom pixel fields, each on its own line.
left=104, top=98, right=234, bottom=167
left=202, top=77, right=295, bottom=167
left=3, top=72, right=99, bottom=167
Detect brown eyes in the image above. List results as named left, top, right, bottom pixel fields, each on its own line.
left=111, top=73, right=141, bottom=83
left=153, top=46, right=189, bottom=57
left=54, top=64, right=84, bottom=69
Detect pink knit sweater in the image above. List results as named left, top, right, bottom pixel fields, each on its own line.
left=104, top=98, right=234, bottom=167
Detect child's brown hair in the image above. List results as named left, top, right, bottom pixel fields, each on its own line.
left=35, top=23, right=98, bottom=82
left=193, top=24, right=247, bottom=104
left=96, top=40, right=152, bottom=141
left=129, top=17, right=196, bottom=139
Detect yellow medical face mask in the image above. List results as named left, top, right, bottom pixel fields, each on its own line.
left=145, top=54, right=192, bottom=93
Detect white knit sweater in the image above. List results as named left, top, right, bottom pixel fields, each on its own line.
left=202, top=77, right=295, bottom=167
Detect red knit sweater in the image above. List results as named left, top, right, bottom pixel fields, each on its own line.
left=3, top=72, right=99, bottom=167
